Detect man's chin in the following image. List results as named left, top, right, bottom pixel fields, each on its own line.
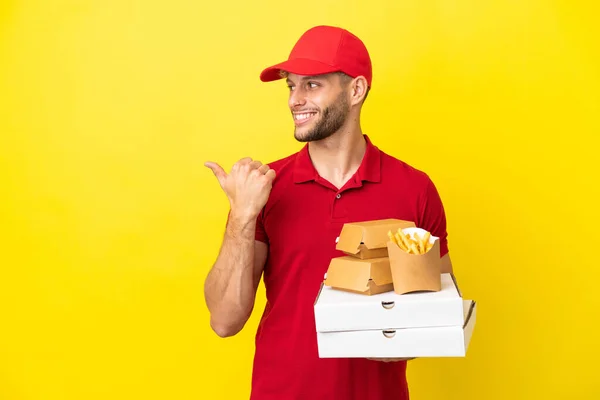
left=294, top=130, right=335, bottom=143
left=294, top=129, right=314, bottom=143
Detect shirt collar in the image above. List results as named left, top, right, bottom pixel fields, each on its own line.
left=293, top=134, right=381, bottom=184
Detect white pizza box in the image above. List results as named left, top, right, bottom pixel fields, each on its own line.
left=314, top=273, right=464, bottom=332
left=317, top=299, right=477, bottom=358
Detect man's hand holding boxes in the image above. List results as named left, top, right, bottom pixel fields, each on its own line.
left=314, top=219, right=477, bottom=359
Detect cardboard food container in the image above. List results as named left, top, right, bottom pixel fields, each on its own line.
left=387, top=227, right=442, bottom=295
left=315, top=273, right=464, bottom=332
left=323, top=256, right=393, bottom=296
left=335, top=219, right=416, bottom=259
left=316, top=299, right=477, bottom=359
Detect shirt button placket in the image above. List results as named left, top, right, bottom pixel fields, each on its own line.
left=332, top=192, right=346, bottom=219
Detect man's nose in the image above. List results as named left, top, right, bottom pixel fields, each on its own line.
left=289, top=88, right=306, bottom=109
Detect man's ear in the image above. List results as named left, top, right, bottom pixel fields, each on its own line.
left=350, top=76, right=369, bottom=106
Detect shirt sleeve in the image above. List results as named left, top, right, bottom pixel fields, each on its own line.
left=418, top=177, right=449, bottom=258
left=254, top=208, right=269, bottom=244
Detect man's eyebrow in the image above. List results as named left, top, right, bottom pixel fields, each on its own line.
left=287, top=75, right=327, bottom=85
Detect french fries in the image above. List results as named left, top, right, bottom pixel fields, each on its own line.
left=388, top=228, right=433, bottom=255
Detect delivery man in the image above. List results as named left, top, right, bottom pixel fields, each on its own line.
left=204, top=25, right=453, bottom=400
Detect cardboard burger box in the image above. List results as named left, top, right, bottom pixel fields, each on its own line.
left=323, top=256, right=393, bottom=295
left=335, top=219, right=416, bottom=260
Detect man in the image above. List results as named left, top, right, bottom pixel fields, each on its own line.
left=204, top=25, right=453, bottom=400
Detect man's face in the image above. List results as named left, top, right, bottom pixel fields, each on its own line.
left=285, top=73, right=350, bottom=142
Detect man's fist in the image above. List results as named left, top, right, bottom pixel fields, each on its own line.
left=205, top=157, right=276, bottom=219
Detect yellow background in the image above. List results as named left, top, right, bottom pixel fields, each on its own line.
left=1, top=0, right=599, bottom=399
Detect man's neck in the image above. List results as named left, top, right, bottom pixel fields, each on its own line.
left=307, top=128, right=367, bottom=190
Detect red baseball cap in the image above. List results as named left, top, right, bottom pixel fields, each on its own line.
left=259, top=25, right=373, bottom=87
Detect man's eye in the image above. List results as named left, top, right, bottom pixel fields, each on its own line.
left=287, top=85, right=295, bottom=91
left=308, top=82, right=318, bottom=88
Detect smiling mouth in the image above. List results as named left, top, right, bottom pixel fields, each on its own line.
left=293, top=111, right=317, bottom=126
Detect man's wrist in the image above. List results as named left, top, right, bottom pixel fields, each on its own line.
left=227, top=209, right=258, bottom=236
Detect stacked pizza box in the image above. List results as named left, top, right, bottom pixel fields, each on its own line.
left=313, top=219, right=477, bottom=358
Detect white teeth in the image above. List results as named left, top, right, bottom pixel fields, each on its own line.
left=295, top=112, right=315, bottom=121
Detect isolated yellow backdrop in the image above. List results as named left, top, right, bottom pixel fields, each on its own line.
left=1, top=0, right=599, bottom=399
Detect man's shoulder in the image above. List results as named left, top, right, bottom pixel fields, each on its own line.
left=263, top=149, right=304, bottom=186
left=378, top=148, right=433, bottom=187
left=259, top=151, right=301, bottom=213
left=265, top=151, right=298, bottom=171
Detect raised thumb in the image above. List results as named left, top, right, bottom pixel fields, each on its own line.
left=204, top=162, right=227, bottom=189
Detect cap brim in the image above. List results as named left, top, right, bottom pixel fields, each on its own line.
left=260, top=58, right=341, bottom=82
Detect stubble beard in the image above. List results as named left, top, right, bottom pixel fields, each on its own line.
left=294, top=91, right=350, bottom=143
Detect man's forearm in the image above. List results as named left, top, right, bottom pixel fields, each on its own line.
left=204, top=212, right=258, bottom=336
